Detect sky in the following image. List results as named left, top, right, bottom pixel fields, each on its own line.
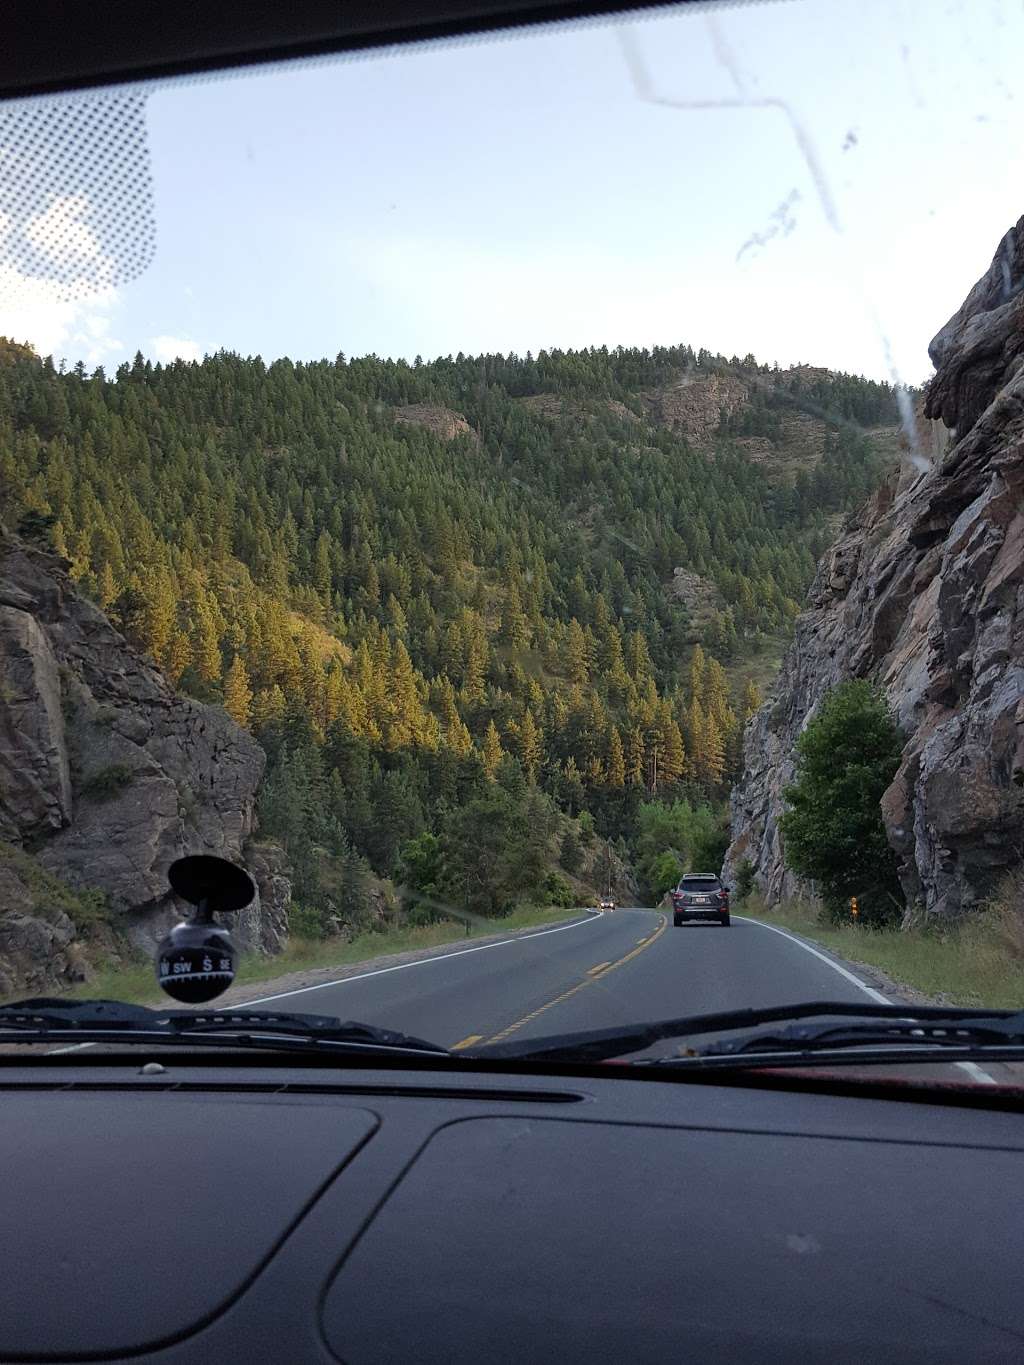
left=1, top=0, right=1022, bottom=385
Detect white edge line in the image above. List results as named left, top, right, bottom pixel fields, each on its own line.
left=224, top=909, right=607, bottom=1008
left=736, top=915, right=998, bottom=1086
left=41, top=910, right=609, bottom=1053
left=735, top=915, right=890, bottom=1003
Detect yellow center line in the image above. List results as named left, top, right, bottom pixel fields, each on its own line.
left=473, top=914, right=668, bottom=1049
left=588, top=961, right=612, bottom=976
left=450, top=1034, right=484, bottom=1051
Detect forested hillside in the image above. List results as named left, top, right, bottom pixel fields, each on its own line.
left=0, top=339, right=898, bottom=925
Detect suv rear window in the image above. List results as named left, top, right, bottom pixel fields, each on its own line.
left=679, top=876, right=722, bottom=892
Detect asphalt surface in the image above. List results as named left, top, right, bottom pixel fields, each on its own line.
left=235, top=908, right=905, bottom=1056
left=37, top=908, right=1015, bottom=1084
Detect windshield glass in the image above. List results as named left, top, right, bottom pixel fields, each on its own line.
left=1, top=0, right=1023, bottom=1086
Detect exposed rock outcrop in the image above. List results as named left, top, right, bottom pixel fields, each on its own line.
left=516, top=393, right=639, bottom=426
left=668, top=568, right=724, bottom=618
left=394, top=403, right=477, bottom=443
left=642, top=372, right=749, bottom=444
left=725, top=218, right=1024, bottom=920
left=0, top=535, right=289, bottom=991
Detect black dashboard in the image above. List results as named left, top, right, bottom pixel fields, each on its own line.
left=4, top=1060, right=1023, bottom=1363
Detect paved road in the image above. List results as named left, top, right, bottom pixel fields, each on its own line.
left=237, top=908, right=902, bottom=1058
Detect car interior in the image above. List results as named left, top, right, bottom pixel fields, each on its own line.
left=2, top=3, right=1023, bottom=1364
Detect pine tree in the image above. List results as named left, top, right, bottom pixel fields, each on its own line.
left=500, top=580, right=530, bottom=651
left=462, top=630, right=488, bottom=705
left=625, top=727, right=646, bottom=788
left=702, top=708, right=726, bottom=786
left=515, top=708, right=543, bottom=782
left=223, top=654, right=253, bottom=727
left=687, top=644, right=707, bottom=705
left=481, top=720, right=504, bottom=780
left=314, top=530, right=333, bottom=608
left=385, top=638, right=423, bottom=751
left=251, top=684, right=287, bottom=729
left=140, top=564, right=178, bottom=670
left=555, top=756, right=582, bottom=814
left=660, top=717, right=686, bottom=787
left=97, top=560, right=118, bottom=609
left=684, top=698, right=706, bottom=780
left=565, top=618, right=589, bottom=686
left=193, top=595, right=223, bottom=684
left=164, top=631, right=192, bottom=686
left=386, top=592, right=408, bottom=639
left=606, top=727, right=626, bottom=788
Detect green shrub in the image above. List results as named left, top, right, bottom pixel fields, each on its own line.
left=780, top=680, right=903, bottom=926
left=288, top=901, right=330, bottom=939
left=542, top=871, right=575, bottom=908
left=650, top=851, right=683, bottom=899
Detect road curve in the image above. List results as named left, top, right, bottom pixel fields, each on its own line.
left=237, top=908, right=893, bottom=1054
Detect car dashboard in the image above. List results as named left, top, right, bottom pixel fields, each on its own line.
left=2, top=1058, right=1022, bottom=1363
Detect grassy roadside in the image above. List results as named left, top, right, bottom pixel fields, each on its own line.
left=742, top=884, right=1024, bottom=1008
left=64, top=902, right=593, bottom=1008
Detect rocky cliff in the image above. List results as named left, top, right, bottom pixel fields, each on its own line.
left=0, top=534, right=289, bottom=994
left=725, top=218, right=1024, bottom=920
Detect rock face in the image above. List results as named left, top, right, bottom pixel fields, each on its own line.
left=642, top=373, right=749, bottom=444
left=0, top=535, right=289, bottom=988
left=668, top=568, right=724, bottom=617
left=394, top=403, right=476, bottom=443
left=724, top=218, right=1024, bottom=920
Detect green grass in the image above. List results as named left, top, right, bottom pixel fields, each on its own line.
left=62, top=901, right=591, bottom=1008
left=743, top=884, right=1024, bottom=1008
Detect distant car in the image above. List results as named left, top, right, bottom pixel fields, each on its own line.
left=599, top=898, right=616, bottom=911
left=671, top=874, right=730, bottom=927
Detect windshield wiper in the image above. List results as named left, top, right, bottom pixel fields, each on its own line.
left=0, top=998, right=449, bottom=1057
left=480, top=1001, right=1024, bottom=1065
left=666, top=1012, right=1024, bottom=1067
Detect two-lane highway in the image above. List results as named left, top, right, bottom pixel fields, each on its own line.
left=235, top=908, right=894, bottom=1055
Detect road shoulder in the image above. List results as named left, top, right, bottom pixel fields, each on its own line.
left=740, top=914, right=934, bottom=1006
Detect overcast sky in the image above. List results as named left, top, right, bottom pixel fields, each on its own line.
left=1, top=0, right=1022, bottom=384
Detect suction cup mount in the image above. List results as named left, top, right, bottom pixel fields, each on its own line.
left=155, top=855, right=255, bottom=1004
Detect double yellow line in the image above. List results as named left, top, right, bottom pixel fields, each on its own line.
left=452, top=913, right=667, bottom=1051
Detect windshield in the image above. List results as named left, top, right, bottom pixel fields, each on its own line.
left=1, top=0, right=1022, bottom=1088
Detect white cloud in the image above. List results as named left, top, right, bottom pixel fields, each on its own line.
left=0, top=267, right=122, bottom=365
left=0, top=195, right=122, bottom=366
left=150, top=334, right=202, bottom=363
